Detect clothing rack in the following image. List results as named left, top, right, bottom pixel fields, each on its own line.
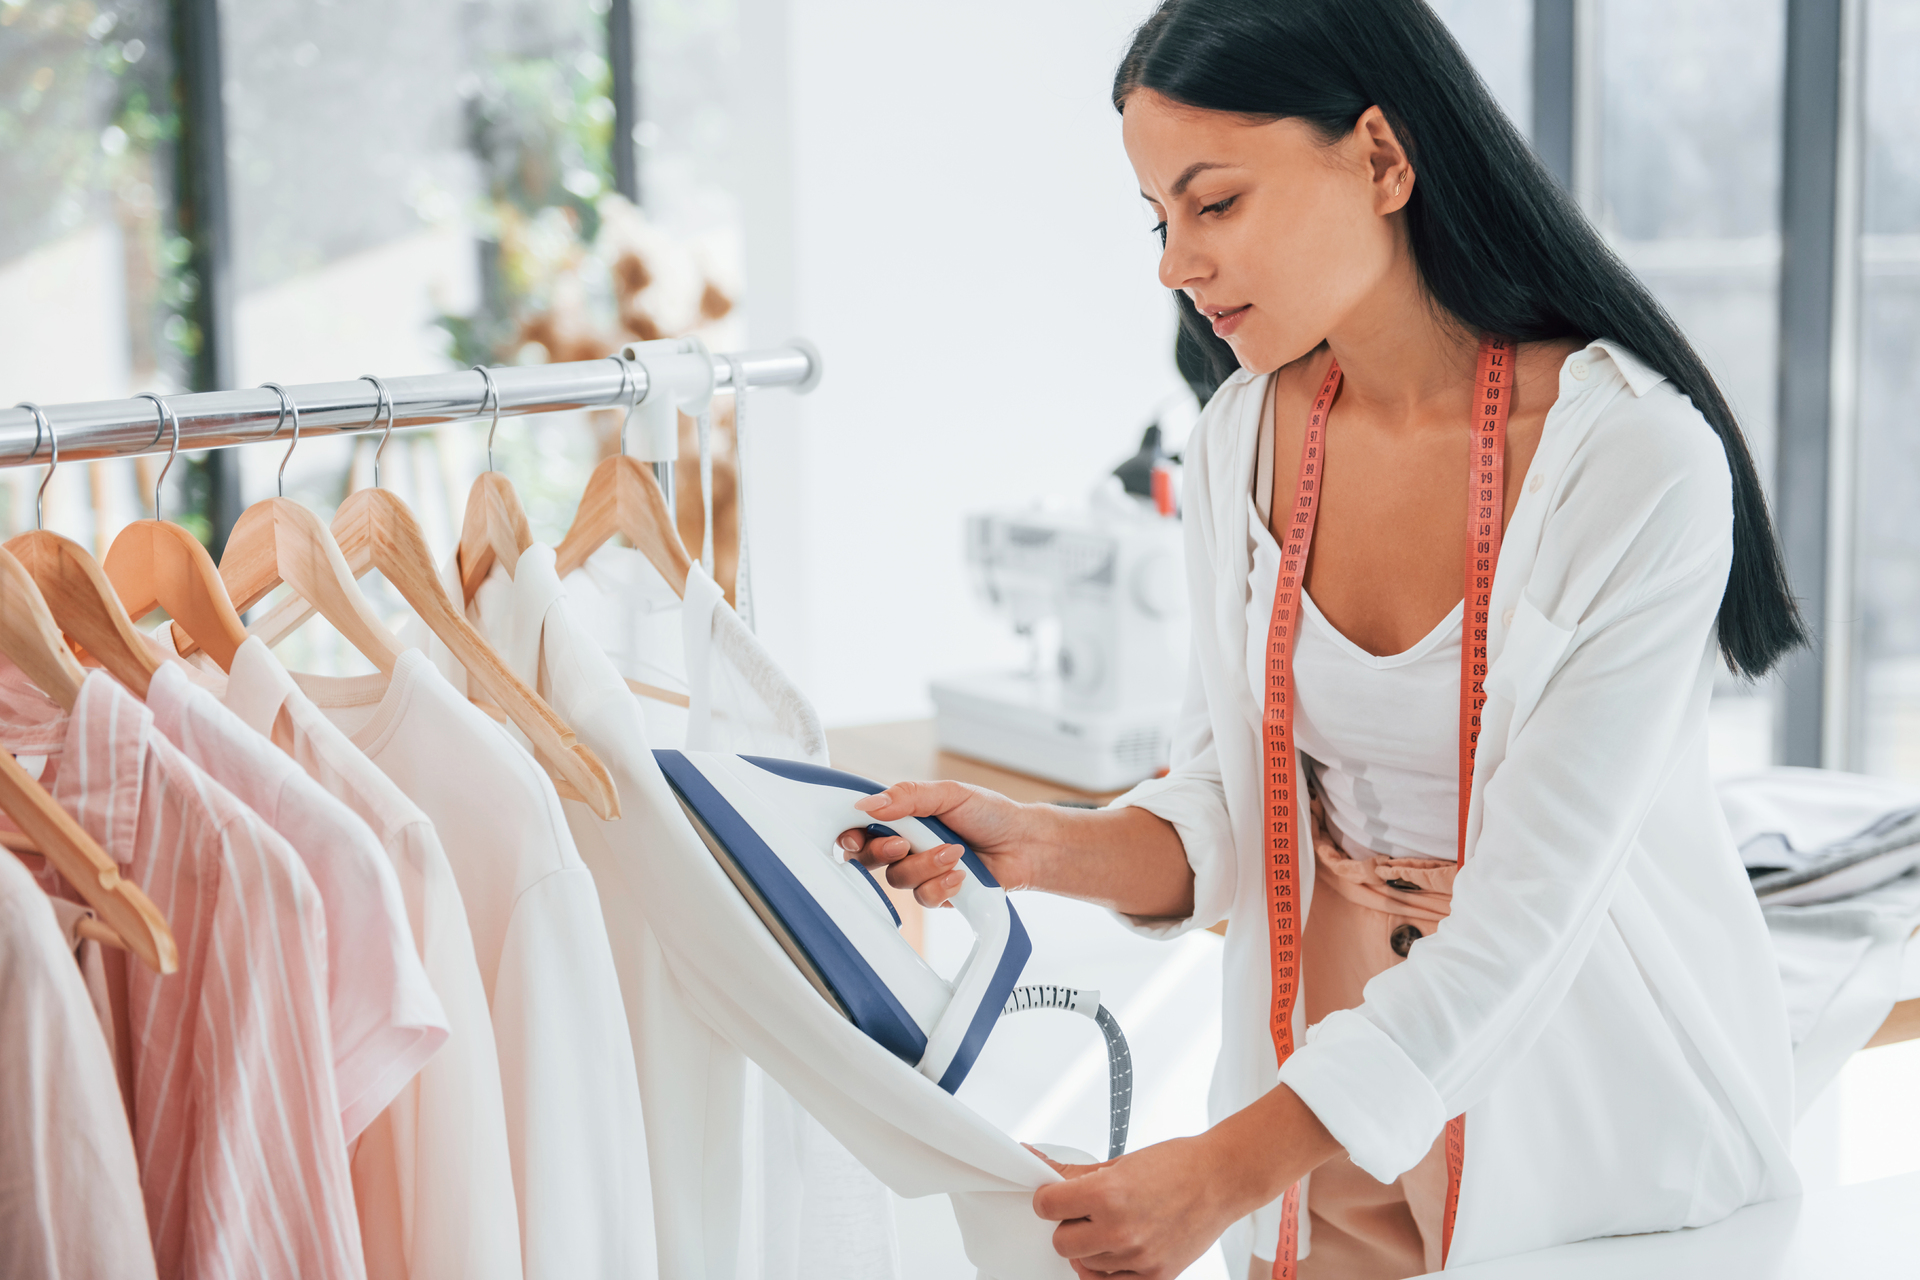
left=0, top=343, right=820, bottom=469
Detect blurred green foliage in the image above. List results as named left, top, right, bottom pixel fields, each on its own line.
left=440, top=49, right=616, bottom=366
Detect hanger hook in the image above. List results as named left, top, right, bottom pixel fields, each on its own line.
left=133, top=393, right=180, bottom=522
left=471, top=365, right=502, bottom=472
left=261, top=382, right=299, bottom=498
left=608, top=353, right=640, bottom=455
left=15, top=402, right=54, bottom=530
left=358, top=375, right=395, bottom=489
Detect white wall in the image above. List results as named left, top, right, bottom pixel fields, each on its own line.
left=735, top=0, right=1185, bottom=727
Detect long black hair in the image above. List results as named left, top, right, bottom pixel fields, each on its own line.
left=1116, top=0, right=1804, bottom=678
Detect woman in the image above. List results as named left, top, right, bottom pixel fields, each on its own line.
left=842, top=1, right=1802, bottom=1276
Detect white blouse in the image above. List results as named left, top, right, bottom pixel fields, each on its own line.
left=1113, top=341, right=1798, bottom=1273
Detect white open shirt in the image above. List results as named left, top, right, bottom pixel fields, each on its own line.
left=1113, top=341, right=1799, bottom=1272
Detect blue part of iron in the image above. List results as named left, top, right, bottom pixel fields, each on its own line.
left=655, top=750, right=930, bottom=1064
left=853, top=832, right=904, bottom=927
left=654, top=749, right=1032, bottom=1093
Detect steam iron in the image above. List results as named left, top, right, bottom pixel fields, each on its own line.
left=655, top=751, right=1033, bottom=1093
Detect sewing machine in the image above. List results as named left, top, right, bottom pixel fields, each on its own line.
left=931, top=483, right=1187, bottom=792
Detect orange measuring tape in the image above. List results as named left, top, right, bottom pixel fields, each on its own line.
left=1262, top=335, right=1511, bottom=1278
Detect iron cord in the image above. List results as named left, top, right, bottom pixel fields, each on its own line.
left=1001, top=984, right=1133, bottom=1161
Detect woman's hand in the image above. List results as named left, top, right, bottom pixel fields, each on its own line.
left=837, top=781, right=1193, bottom=918
left=1031, top=1085, right=1343, bottom=1277
left=837, top=781, right=1050, bottom=908
left=1029, top=1139, right=1245, bottom=1279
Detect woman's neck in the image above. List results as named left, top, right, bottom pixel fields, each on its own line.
left=1319, top=240, right=1478, bottom=431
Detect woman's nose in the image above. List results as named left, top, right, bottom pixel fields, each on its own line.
left=1157, top=229, right=1208, bottom=292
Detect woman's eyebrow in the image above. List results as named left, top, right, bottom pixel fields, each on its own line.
left=1140, top=161, right=1238, bottom=204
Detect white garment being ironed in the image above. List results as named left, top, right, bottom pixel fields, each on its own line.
left=558, top=547, right=891, bottom=1280
left=0, top=846, right=156, bottom=1280
left=290, top=647, right=654, bottom=1280
left=463, top=544, right=1066, bottom=1280
left=166, top=635, right=522, bottom=1280
left=561, top=543, right=830, bottom=762
left=1112, top=341, right=1798, bottom=1273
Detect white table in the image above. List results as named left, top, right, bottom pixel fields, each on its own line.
left=1419, top=1172, right=1920, bottom=1278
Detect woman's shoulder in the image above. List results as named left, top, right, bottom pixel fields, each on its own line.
left=1557, top=340, right=1732, bottom=514
left=1537, top=340, right=1735, bottom=598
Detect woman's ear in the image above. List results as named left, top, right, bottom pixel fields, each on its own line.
left=1354, top=105, right=1415, bottom=213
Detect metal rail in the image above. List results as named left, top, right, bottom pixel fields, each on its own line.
left=0, top=344, right=819, bottom=470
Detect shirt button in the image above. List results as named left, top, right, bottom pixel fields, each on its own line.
left=1390, top=924, right=1423, bottom=958
left=1570, top=360, right=1590, bottom=381
left=1527, top=473, right=1543, bottom=493
left=1502, top=608, right=1515, bottom=628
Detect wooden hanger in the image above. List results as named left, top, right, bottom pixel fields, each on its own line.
left=4, top=404, right=160, bottom=698
left=456, top=367, right=688, bottom=709
left=458, top=473, right=533, bottom=600
left=331, top=485, right=619, bottom=819
left=102, top=394, right=251, bottom=671
left=211, top=497, right=409, bottom=671
left=243, top=377, right=619, bottom=819
left=5, top=531, right=162, bottom=699
left=456, top=366, right=535, bottom=602
left=0, top=544, right=177, bottom=974
left=552, top=457, right=692, bottom=592
left=191, top=383, right=408, bottom=673
left=0, top=750, right=178, bottom=972
left=0, top=544, right=86, bottom=710
left=552, top=354, right=695, bottom=592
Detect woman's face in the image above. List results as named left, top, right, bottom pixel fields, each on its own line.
left=1121, top=89, right=1409, bottom=375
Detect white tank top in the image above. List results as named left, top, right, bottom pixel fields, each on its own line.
left=1247, top=387, right=1460, bottom=862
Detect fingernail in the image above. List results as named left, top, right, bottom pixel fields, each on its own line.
left=837, top=834, right=859, bottom=852
left=938, top=845, right=961, bottom=867
left=854, top=793, right=883, bottom=812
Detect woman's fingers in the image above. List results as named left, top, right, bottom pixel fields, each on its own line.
left=853, top=778, right=973, bottom=822
left=884, top=843, right=960, bottom=891
left=1025, top=1145, right=1105, bottom=1181
left=834, top=832, right=969, bottom=905
left=1033, top=1165, right=1111, bottom=1222
left=840, top=830, right=908, bottom=867
left=916, top=869, right=967, bottom=908
left=1071, top=1262, right=1146, bottom=1280
left=1030, top=1136, right=1228, bottom=1279
left=1052, top=1218, right=1144, bottom=1267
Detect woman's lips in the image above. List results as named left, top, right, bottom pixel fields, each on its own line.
left=1209, top=305, right=1251, bottom=338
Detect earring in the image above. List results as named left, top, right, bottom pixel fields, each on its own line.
left=1394, top=173, right=1406, bottom=198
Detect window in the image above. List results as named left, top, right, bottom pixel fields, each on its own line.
left=1594, top=0, right=1789, bottom=773
left=0, top=0, right=182, bottom=543
left=1430, top=0, right=1532, bottom=133
left=221, top=0, right=613, bottom=542
left=1849, top=0, right=1920, bottom=780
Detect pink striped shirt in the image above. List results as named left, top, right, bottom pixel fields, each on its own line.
left=0, top=670, right=366, bottom=1280
left=146, top=661, right=448, bottom=1143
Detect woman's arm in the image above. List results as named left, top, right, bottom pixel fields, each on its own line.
left=839, top=781, right=1197, bottom=920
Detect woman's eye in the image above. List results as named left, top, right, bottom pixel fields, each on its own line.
left=1151, top=220, right=1167, bottom=248
left=1200, top=195, right=1238, bottom=217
